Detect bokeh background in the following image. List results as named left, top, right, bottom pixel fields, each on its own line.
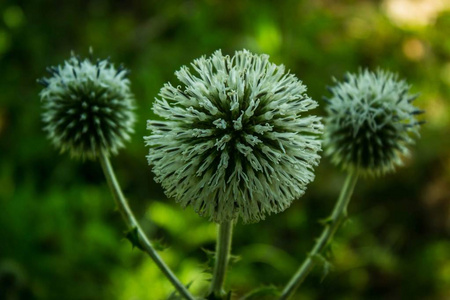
left=1, top=0, right=449, bottom=299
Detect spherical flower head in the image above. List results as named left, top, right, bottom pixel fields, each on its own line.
left=323, top=69, right=423, bottom=176
left=145, top=49, right=323, bottom=223
left=38, top=52, right=135, bottom=159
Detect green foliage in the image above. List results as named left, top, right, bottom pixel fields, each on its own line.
left=1, top=0, right=450, bottom=299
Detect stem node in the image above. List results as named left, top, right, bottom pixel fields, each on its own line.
left=99, top=151, right=195, bottom=300
left=279, top=169, right=359, bottom=300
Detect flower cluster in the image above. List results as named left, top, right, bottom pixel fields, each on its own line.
left=146, top=50, right=323, bottom=223
left=38, top=52, right=135, bottom=159
left=323, top=69, right=423, bottom=176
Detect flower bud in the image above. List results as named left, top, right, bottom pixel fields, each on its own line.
left=38, top=52, right=135, bottom=159
left=323, top=69, right=423, bottom=176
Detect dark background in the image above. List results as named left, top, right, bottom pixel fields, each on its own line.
left=1, top=0, right=449, bottom=299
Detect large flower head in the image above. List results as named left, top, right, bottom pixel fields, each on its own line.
left=145, top=50, right=322, bottom=223
left=323, top=69, right=423, bottom=176
left=38, top=52, right=135, bottom=159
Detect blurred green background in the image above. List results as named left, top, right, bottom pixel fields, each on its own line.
left=1, top=0, right=449, bottom=299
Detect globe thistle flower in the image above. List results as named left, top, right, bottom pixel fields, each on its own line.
left=323, top=69, right=424, bottom=176
left=38, top=51, right=135, bottom=159
left=145, top=49, right=322, bottom=223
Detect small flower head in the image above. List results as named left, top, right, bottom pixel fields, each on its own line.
left=323, top=69, right=423, bottom=176
left=38, top=51, right=135, bottom=159
left=145, top=49, right=322, bottom=223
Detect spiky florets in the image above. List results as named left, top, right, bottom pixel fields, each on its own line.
left=323, top=69, right=423, bottom=176
left=38, top=52, right=135, bottom=159
left=145, top=49, right=323, bottom=223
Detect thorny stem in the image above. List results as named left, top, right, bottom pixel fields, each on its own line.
left=99, top=151, right=195, bottom=300
left=208, top=220, right=234, bottom=298
left=279, top=169, right=359, bottom=300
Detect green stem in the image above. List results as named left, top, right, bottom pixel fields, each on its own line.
left=209, top=220, right=234, bottom=298
left=279, top=169, right=359, bottom=300
left=99, top=151, right=195, bottom=300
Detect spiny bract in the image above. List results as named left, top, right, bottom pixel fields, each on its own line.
left=145, top=49, right=323, bottom=223
left=323, top=69, right=423, bottom=176
left=38, top=52, right=135, bottom=159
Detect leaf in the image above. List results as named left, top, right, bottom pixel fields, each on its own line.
left=125, top=227, right=144, bottom=251
left=240, top=285, right=279, bottom=300
left=205, top=290, right=233, bottom=300
left=151, top=237, right=169, bottom=251
left=166, top=282, right=193, bottom=300
left=201, top=248, right=241, bottom=273
left=318, top=216, right=333, bottom=226
left=201, top=248, right=216, bottom=273
left=310, top=253, right=334, bottom=282
left=229, top=254, right=241, bottom=265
